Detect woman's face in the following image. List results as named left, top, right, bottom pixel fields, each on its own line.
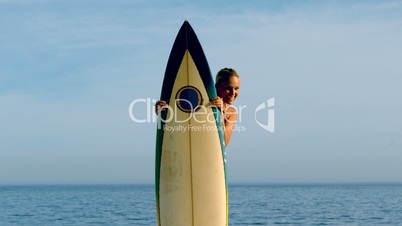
left=217, top=76, right=240, bottom=105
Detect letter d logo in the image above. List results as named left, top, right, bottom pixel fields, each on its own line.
left=254, top=98, right=275, bottom=133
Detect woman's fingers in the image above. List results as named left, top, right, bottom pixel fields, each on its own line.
left=210, top=97, right=224, bottom=110
left=155, top=100, right=168, bottom=114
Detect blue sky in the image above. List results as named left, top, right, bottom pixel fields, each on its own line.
left=1, top=0, right=401, bottom=184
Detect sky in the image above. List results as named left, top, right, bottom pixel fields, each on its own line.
left=1, top=0, right=401, bottom=185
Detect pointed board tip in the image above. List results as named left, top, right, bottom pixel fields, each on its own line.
left=181, top=20, right=193, bottom=31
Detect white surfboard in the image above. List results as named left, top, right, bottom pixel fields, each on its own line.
left=155, top=21, right=228, bottom=226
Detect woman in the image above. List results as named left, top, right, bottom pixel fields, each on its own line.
left=155, top=68, right=240, bottom=146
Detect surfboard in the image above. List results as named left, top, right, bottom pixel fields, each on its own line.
left=155, top=21, right=228, bottom=226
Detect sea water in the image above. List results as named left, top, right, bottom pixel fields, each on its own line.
left=1, top=184, right=402, bottom=225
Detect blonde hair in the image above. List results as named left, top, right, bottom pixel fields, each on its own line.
left=215, top=68, right=239, bottom=89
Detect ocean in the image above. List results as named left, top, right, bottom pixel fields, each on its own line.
left=1, top=184, right=401, bottom=225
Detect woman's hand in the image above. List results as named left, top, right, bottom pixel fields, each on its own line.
left=155, top=100, right=168, bottom=115
left=210, top=96, right=226, bottom=111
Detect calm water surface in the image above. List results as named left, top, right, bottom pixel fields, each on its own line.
left=1, top=184, right=402, bottom=225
